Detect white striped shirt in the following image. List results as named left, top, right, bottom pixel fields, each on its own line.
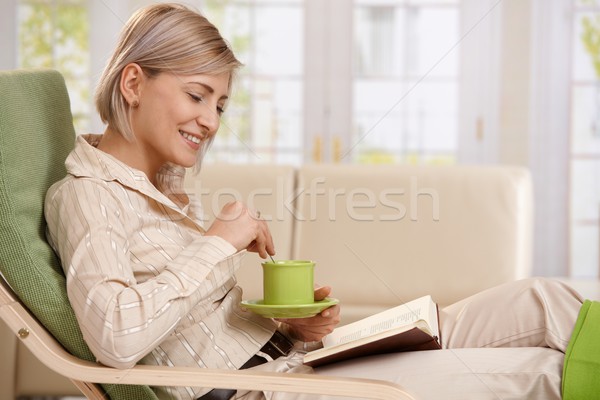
left=45, top=134, right=277, bottom=399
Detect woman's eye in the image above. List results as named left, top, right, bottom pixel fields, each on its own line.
left=189, top=92, right=225, bottom=116
left=188, top=93, right=203, bottom=103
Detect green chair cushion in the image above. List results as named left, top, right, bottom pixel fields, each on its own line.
left=562, top=299, right=600, bottom=399
left=0, top=69, right=157, bottom=400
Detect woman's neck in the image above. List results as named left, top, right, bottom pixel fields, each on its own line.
left=96, top=127, right=159, bottom=185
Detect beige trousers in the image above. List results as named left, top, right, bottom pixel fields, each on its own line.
left=247, top=278, right=584, bottom=400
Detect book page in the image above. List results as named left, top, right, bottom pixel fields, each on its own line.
left=323, top=295, right=435, bottom=348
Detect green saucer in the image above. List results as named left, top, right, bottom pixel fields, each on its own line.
left=240, top=298, right=339, bottom=319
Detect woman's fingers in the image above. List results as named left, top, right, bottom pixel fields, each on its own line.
left=205, top=201, right=275, bottom=257
left=248, top=211, right=275, bottom=259
left=277, top=302, right=341, bottom=342
left=313, top=285, right=332, bottom=301
left=246, top=218, right=275, bottom=259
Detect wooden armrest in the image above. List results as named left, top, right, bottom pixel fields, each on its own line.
left=0, top=279, right=416, bottom=400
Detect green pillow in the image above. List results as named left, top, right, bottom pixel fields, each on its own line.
left=562, top=299, right=600, bottom=399
left=0, top=69, right=157, bottom=400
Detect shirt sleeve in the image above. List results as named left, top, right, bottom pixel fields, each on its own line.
left=45, top=178, right=241, bottom=369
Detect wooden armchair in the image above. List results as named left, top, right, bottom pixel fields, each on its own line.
left=0, top=69, right=415, bottom=400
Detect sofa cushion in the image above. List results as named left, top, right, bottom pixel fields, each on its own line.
left=293, top=164, right=533, bottom=319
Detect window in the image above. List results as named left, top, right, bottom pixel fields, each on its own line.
left=12, top=1, right=594, bottom=277
left=17, top=0, right=91, bottom=134
left=352, top=0, right=460, bottom=164
left=15, top=0, right=460, bottom=166
left=199, top=0, right=305, bottom=165
left=570, top=0, right=600, bottom=277
left=199, top=0, right=460, bottom=165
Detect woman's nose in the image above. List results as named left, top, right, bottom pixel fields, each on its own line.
left=197, top=104, right=220, bottom=134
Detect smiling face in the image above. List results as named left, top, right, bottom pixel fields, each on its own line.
left=129, top=71, right=229, bottom=174
left=97, top=65, right=231, bottom=183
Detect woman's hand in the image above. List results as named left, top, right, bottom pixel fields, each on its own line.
left=276, top=286, right=341, bottom=342
left=205, top=201, right=275, bottom=259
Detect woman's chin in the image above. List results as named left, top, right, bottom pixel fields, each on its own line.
left=178, top=159, right=197, bottom=169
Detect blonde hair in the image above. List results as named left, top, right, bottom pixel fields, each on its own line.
left=94, top=3, right=241, bottom=164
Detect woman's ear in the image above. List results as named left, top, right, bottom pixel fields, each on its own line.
left=119, top=63, right=144, bottom=107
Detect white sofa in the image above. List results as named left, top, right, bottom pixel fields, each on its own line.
left=2, top=162, right=593, bottom=398
left=188, top=163, right=534, bottom=324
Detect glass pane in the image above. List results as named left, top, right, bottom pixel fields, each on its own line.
left=571, top=85, right=600, bottom=154
left=411, top=7, right=459, bottom=78
left=354, top=79, right=407, bottom=158
left=223, top=77, right=252, bottom=142
left=18, top=0, right=90, bottom=133
left=354, top=5, right=458, bottom=78
left=271, top=79, right=303, bottom=150
left=253, top=6, right=303, bottom=76
left=207, top=3, right=302, bottom=75
left=569, top=158, right=600, bottom=278
left=66, top=76, right=91, bottom=133
left=575, top=0, right=600, bottom=8
left=570, top=224, right=599, bottom=278
left=250, top=78, right=303, bottom=156
left=353, top=79, right=457, bottom=163
left=570, top=2, right=600, bottom=278
left=353, top=1, right=459, bottom=165
left=355, top=0, right=403, bottom=5
left=253, top=0, right=301, bottom=4
left=55, top=2, right=89, bottom=75
left=405, top=80, right=457, bottom=152
left=202, top=3, right=252, bottom=63
left=201, top=1, right=303, bottom=164
left=573, top=11, right=600, bottom=81
left=18, top=3, right=53, bottom=68
left=570, top=159, right=600, bottom=221
left=409, top=0, right=460, bottom=4
left=355, top=0, right=459, bottom=5
left=212, top=77, right=302, bottom=164
left=355, top=6, right=398, bottom=76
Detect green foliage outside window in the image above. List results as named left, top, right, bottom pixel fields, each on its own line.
left=581, top=0, right=600, bottom=78
left=203, top=0, right=252, bottom=145
left=582, top=16, right=600, bottom=78
left=18, top=0, right=90, bottom=134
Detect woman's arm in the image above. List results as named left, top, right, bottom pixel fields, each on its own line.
left=45, top=178, right=240, bottom=368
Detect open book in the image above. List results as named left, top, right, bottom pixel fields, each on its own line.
left=303, top=295, right=441, bottom=367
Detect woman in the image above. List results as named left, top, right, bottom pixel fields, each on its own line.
left=45, top=4, right=338, bottom=399
left=45, top=3, right=583, bottom=400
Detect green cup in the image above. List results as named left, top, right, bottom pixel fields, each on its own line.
left=262, top=260, right=315, bottom=305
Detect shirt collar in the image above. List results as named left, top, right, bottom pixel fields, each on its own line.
left=66, top=134, right=191, bottom=212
